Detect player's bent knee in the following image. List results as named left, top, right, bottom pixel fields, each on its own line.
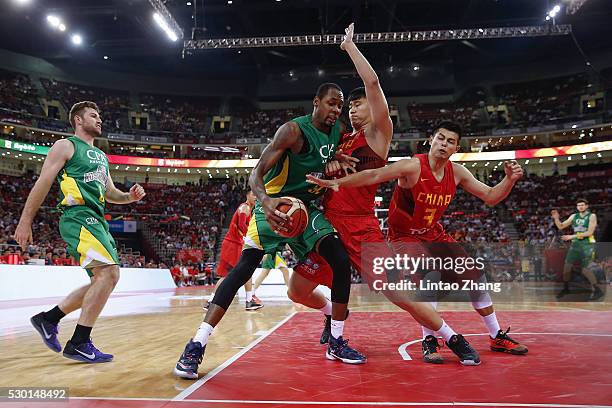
left=92, top=264, right=120, bottom=287
left=286, top=287, right=301, bottom=303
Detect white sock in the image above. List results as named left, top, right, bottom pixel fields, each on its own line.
left=245, top=290, right=253, bottom=302
left=193, top=322, right=214, bottom=346
left=207, top=292, right=215, bottom=302
left=422, top=326, right=436, bottom=340
left=482, top=311, right=501, bottom=338
left=331, top=319, right=345, bottom=339
left=318, top=300, right=332, bottom=316
left=435, top=320, right=457, bottom=342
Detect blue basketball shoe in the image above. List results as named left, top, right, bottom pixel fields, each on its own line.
left=174, top=339, right=205, bottom=379
left=326, top=336, right=366, bottom=364
left=30, top=312, right=61, bottom=353
left=63, top=339, right=113, bottom=363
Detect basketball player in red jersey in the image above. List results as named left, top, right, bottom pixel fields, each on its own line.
left=204, top=191, right=263, bottom=311
left=290, top=24, right=482, bottom=365
left=307, top=121, right=528, bottom=362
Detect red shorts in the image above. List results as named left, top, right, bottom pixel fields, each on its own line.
left=388, top=223, right=486, bottom=284
left=216, top=239, right=243, bottom=277
left=388, top=221, right=456, bottom=243
left=294, top=212, right=388, bottom=288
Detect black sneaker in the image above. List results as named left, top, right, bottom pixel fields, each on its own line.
left=589, top=286, right=604, bottom=301
left=320, top=315, right=331, bottom=344
left=446, top=334, right=480, bottom=366
left=422, top=335, right=444, bottom=364
left=245, top=299, right=263, bottom=311
left=556, top=287, right=571, bottom=299
left=174, top=339, right=205, bottom=379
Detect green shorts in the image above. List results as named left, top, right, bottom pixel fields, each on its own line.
left=262, top=252, right=287, bottom=269
left=59, top=206, right=119, bottom=277
left=244, top=201, right=335, bottom=261
left=565, top=241, right=595, bottom=268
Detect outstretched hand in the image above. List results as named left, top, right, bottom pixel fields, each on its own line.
left=340, top=22, right=355, bottom=51
left=306, top=174, right=340, bottom=192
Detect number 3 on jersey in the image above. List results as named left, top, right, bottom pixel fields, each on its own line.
left=423, top=208, right=436, bottom=226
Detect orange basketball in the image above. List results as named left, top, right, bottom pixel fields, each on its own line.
left=276, top=196, right=308, bottom=238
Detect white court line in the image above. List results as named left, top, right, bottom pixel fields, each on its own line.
left=398, top=332, right=612, bottom=361
left=69, top=397, right=612, bottom=407
left=172, top=311, right=298, bottom=401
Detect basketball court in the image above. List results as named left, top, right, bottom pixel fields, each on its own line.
left=1, top=286, right=610, bottom=408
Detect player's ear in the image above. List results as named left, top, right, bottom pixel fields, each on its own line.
left=313, top=96, right=320, bottom=108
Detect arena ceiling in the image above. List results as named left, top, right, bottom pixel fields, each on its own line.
left=1, top=0, right=611, bottom=79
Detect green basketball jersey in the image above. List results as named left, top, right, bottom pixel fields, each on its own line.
left=56, top=136, right=109, bottom=218
left=571, top=211, right=595, bottom=243
left=263, top=115, right=341, bottom=203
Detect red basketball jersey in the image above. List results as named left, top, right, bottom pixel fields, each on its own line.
left=388, top=154, right=456, bottom=234
left=323, top=128, right=386, bottom=215
left=224, top=202, right=252, bottom=244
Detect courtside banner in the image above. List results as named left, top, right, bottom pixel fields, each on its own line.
left=106, top=155, right=259, bottom=168
left=450, top=140, right=612, bottom=162
left=3, top=138, right=610, bottom=167
left=360, top=241, right=611, bottom=304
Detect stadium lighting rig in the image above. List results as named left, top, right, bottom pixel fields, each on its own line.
left=183, top=24, right=572, bottom=51
left=148, top=0, right=183, bottom=41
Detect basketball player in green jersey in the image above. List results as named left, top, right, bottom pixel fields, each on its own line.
left=552, top=198, right=602, bottom=300
left=15, top=101, right=146, bottom=363
left=254, top=251, right=290, bottom=289
left=175, top=83, right=367, bottom=380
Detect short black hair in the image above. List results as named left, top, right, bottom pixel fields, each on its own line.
left=432, top=120, right=462, bottom=141
left=576, top=198, right=589, bottom=205
left=348, top=87, right=366, bottom=104
left=316, top=82, right=342, bottom=99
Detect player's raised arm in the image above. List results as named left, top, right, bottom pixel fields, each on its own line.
left=249, top=122, right=297, bottom=230
left=105, top=174, right=146, bottom=204
left=236, top=203, right=252, bottom=235
left=341, top=23, right=392, bottom=144
left=456, top=160, right=523, bottom=206
left=307, top=157, right=420, bottom=191
left=551, top=209, right=574, bottom=230
left=14, top=139, right=74, bottom=250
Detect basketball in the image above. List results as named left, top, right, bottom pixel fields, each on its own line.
left=275, top=196, right=308, bottom=238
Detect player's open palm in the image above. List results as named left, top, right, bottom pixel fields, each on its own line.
left=14, top=221, right=32, bottom=251
left=306, top=174, right=340, bottom=192
left=340, top=23, right=355, bottom=51
left=504, top=160, right=523, bottom=182
left=129, top=184, right=146, bottom=202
